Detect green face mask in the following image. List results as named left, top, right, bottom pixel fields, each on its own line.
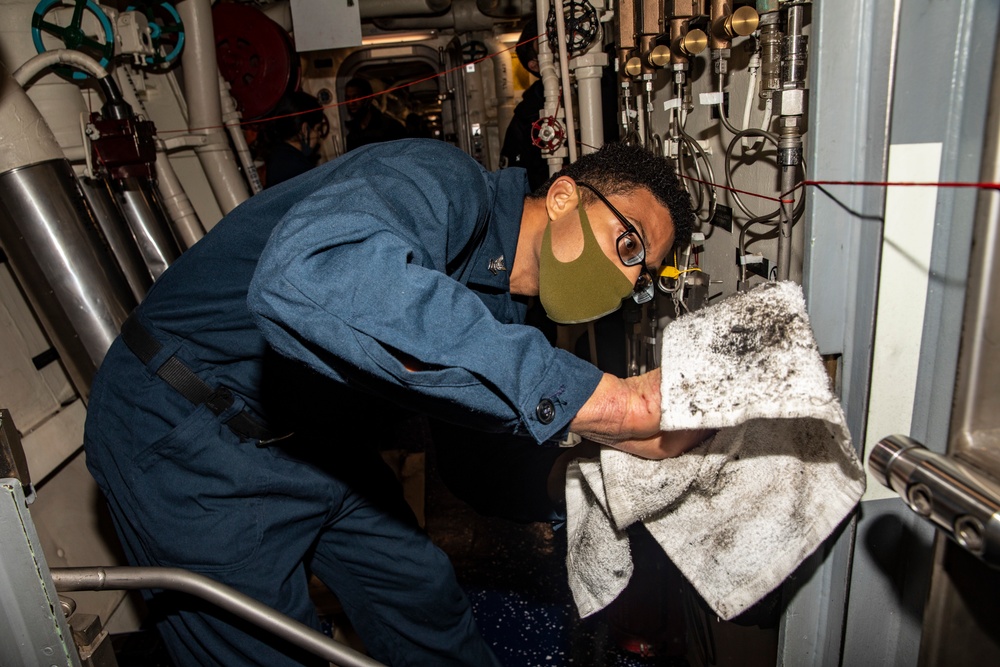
left=538, top=200, right=634, bottom=324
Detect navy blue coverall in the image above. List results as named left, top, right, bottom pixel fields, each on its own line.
left=84, top=139, right=603, bottom=666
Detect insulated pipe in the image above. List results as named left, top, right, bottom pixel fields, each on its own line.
left=176, top=0, right=249, bottom=214
left=51, top=567, right=385, bottom=667
left=0, top=64, right=135, bottom=400
left=154, top=143, right=205, bottom=249
left=535, top=0, right=565, bottom=175
left=484, top=38, right=516, bottom=148
left=373, top=1, right=494, bottom=31
left=219, top=74, right=262, bottom=195
left=12, top=49, right=109, bottom=84
left=552, top=0, right=577, bottom=163
left=574, top=43, right=607, bottom=155
left=360, top=0, right=451, bottom=17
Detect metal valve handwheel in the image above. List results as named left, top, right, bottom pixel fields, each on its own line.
left=531, top=116, right=565, bottom=152
left=546, top=0, right=600, bottom=57
left=127, top=1, right=185, bottom=66
left=31, top=0, right=115, bottom=80
left=461, top=40, right=488, bottom=64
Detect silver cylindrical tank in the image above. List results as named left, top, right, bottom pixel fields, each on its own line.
left=0, top=65, right=135, bottom=400
left=0, top=160, right=136, bottom=400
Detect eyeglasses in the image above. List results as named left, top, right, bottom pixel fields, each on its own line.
left=576, top=181, right=655, bottom=304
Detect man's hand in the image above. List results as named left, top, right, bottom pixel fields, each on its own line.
left=569, top=370, right=664, bottom=443
left=568, top=369, right=715, bottom=459
left=546, top=429, right=715, bottom=506
left=612, top=429, right=716, bottom=460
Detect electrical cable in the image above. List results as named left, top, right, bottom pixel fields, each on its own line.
left=725, top=127, right=782, bottom=218
left=678, top=126, right=718, bottom=223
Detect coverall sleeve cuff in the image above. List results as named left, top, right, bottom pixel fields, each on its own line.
left=519, top=352, right=604, bottom=444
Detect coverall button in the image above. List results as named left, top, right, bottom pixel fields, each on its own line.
left=536, top=398, right=556, bottom=424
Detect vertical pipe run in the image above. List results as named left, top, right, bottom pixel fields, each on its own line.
left=176, top=0, right=250, bottom=214
left=553, top=0, right=578, bottom=163
left=536, top=1, right=565, bottom=175
left=776, top=3, right=807, bottom=281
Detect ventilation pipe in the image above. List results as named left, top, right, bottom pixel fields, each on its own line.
left=484, top=37, right=516, bottom=145
left=361, top=0, right=451, bottom=18
left=0, top=62, right=135, bottom=400
left=373, top=0, right=496, bottom=31
left=176, top=0, right=250, bottom=215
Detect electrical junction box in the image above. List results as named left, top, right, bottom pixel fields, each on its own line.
left=290, top=0, right=361, bottom=52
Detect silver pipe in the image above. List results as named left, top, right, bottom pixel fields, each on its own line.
left=78, top=177, right=153, bottom=301
left=51, top=567, right=385, bottom=667
left=0, top=161, right=135, bottom=400
left=777, top=164, right=796, bottom=280
left=113, top=177, right=181, bottom=279
left=116, top=66, right=206, bottom=248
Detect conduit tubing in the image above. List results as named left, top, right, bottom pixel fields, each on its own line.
left=51, top=567, right=385, bottom=667
left=176, top=0, right=249, bottom=214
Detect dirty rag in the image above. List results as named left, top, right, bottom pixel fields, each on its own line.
left=565, top=281, right=866, bottom=620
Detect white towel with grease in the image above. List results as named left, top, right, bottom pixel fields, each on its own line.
left=565, top=281, right=866, bottom=620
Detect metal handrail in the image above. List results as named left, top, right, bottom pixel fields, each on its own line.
left=50, top=566, right=385, bottom=667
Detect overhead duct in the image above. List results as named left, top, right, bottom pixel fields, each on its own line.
left=361, top=0, right=452, bottom=18
left=373, top=0, right=497, bottom=31
left=475, top=0, right=535, bottom=18
left=0, top=63, right=135, bottom=400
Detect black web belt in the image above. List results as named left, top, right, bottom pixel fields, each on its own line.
left=120, top=315, right=283, bottom=444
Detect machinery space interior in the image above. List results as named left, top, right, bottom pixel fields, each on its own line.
left=2, top=0, right=1000, bottom=666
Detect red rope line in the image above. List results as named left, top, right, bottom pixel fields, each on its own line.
left=681, top=176, right=1000, bottom=206
left=157, top=33, right=548, bottom=135
left=681, top=174, right=795, bottom=204
left=788, top=179, right=1000, bottom=197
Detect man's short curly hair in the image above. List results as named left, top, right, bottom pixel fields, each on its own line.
left=528, top=143, right=695, bottom=248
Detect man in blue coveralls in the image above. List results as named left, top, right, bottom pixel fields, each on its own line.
left=84, top=138, right=699, bottom=666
